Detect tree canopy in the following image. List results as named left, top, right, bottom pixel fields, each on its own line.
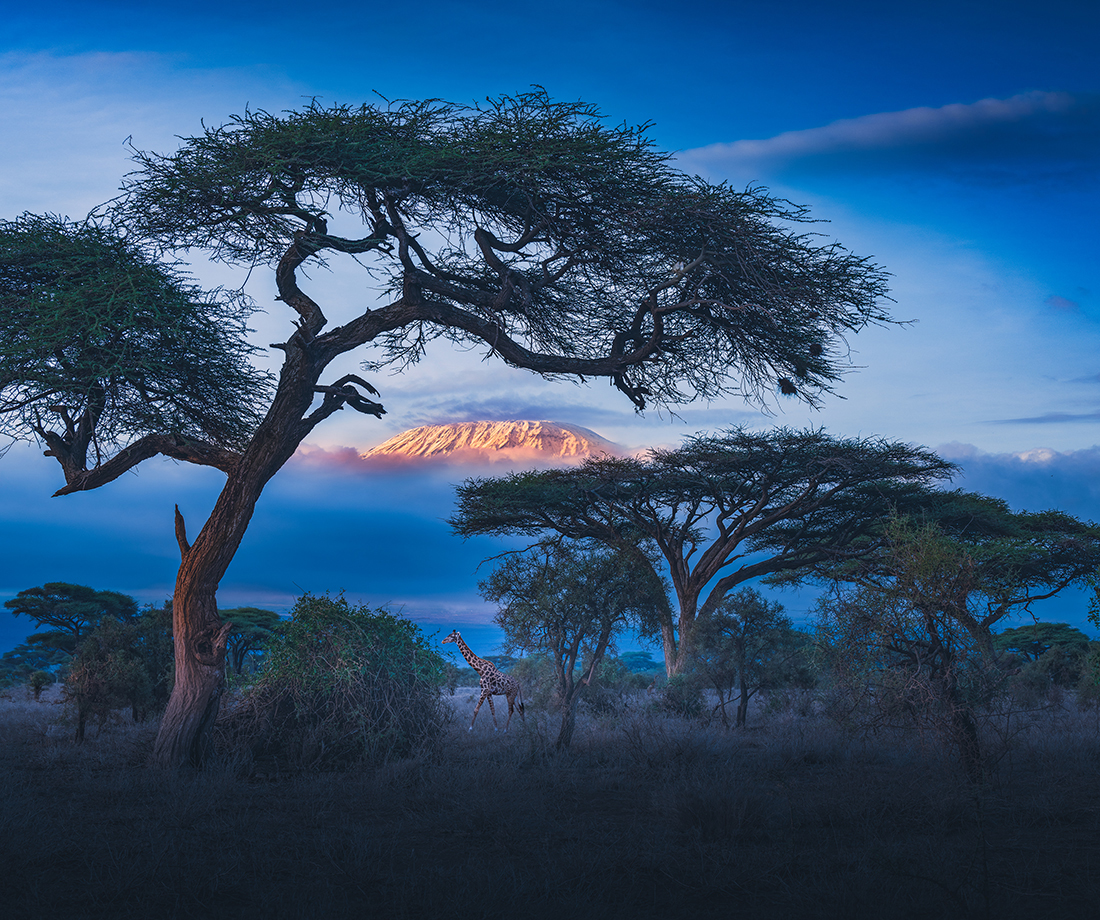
left=220, top=607, right=283, bottom=676
left=4, top=582, right=139, bottom=645
left=481, top=539, right=667, bottom=747
left=114, top=92, right=892, bottom=413
left=452, top=426, right=955, bottom=674
left=0, top=214, right=266, bottom=494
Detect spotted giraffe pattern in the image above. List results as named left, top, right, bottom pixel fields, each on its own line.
left=442, top=630, right=525, bottom=732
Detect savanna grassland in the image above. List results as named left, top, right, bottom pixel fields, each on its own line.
left=2, top=685, right=1098, bottom=920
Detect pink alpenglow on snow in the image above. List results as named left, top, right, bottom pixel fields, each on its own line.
left=358, top=420, right=624, bottom=467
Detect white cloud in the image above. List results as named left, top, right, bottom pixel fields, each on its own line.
left=681, top=91, right=1077, bottom=178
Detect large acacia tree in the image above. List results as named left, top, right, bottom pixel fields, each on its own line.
left=452, top=427, right=956, bottom=674
left=2, top=92, right=895, bottom=767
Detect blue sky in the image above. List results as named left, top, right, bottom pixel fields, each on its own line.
left=2, top=0, right=1099, bottom=654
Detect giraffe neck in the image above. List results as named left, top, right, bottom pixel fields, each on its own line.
left=454, top=635, right=492, bottom=673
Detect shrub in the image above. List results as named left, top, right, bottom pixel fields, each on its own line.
left=661, top=673, right=704, bottom=719
left=223, top=594, right=450, bottom=770
left=28, top=670, right=54, bottom=700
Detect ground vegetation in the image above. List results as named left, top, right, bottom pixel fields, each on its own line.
left=2, top=676, right=1098, bottom=919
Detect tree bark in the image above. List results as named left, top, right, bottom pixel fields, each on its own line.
left=736, top=671, right=749, bottom=728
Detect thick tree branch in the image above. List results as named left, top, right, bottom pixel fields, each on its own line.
left=51, top=434, right=241, bottom=496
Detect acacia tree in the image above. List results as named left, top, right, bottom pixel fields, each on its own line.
left=4, top=582, right=140, bottom=648
left=221, top=607, right=283, bottom=676
left=481, top=540, right=666, bottom=748
left=694, top=588, right=812, bottom=728
left=2, top=92, right=896, bottom=767
left=452, top=426, right=955, bottom=675
left=813, top=494, right=1100, bottom=781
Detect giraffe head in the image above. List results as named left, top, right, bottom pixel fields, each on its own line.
left=442, top=630, right=461, bottom=645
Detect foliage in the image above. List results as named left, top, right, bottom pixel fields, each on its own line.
left=0, top=637, right=71, bottom=687
left=116, top=91, right=893, bottom=412
left=994, top=622, right=1092, bottom=701
left=994, top=622, right=1091, bottom=662
left=660, top=673, right=705, bottom=719
left=0, top=214, right=267, bottom=480
left=618, top=650, right=663, bottom=673
left=481, top=539, right=668, bottom=747
left=694, top=588, right=815, bottom=727
left=4, top=582, right=138, bottom=643
left=225, top=594, right=449, bottom=770
left=453, top=426, right=955, bottom=674
left=64, top=604, right=174, bottom=741
left=28, top=670, right=54, bottom=700
left=814, top=503, right=1100, bottom=780
left=221, top=606, right=283, bottom=676
left=1077, top=643, right=1100, bottom=709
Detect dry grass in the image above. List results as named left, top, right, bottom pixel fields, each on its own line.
left=2, top=685, right=1098, bottom=919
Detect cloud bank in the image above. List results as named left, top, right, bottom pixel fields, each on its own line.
left=682, top=91, right=1100, bottom=186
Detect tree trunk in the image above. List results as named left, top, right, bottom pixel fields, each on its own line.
left=669, top=595, right=700, bottom=677
left=150, top=482, right=266, bottom=767
left=736, top=671, right=749, bottom=728
left=941, top=670, right=983, bottom=783
left=151, top=585, right=230, bottom=768
left=556, top=699, right=578, bottom=749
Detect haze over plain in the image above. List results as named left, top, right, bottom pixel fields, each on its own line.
left=2, top=0, right=1098, bottom=652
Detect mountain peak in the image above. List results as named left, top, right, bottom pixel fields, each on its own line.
left=361, top=420, right=623, bottom=466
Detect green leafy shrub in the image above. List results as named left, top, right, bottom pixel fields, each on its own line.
left=661, top=673, right=704, bottom=719
left=223, top=594, right=450, bottom=770
left=28, top=669, right=54, bottom=700
left=507, top=655, right=558, bottom=710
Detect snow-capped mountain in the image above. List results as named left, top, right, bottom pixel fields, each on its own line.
left=361, top=420, right=623, bottom=465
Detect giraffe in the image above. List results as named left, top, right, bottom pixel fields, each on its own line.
left=442, top=630, right=525, bottom=732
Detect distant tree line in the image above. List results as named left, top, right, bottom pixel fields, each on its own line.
left=2, top=583, right=282, bottom=741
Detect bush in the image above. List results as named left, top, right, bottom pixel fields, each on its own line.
left=223, top=594, right=450, bottom=770
left=28, top=670, right=54, bottom=700
left=507, top=655, right=558, bottom=710
left=661, top=673, right=704, bottom=719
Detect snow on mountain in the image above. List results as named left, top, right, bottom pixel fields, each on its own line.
left=360, top=420, right=624, bottom=466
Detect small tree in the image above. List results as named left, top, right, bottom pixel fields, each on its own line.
left=65, top=604, right=174, bottom=741
left=480, top=540, right=667, bottom=748
left=694, top=588, right=813, bottom=727
left=221, top=607, right=283, bottom=676
left=28, top=670, right=55, bottom=700
left=814, top=498, right=1100, bottom=781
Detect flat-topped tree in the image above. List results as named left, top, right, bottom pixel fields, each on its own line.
left=3, top=91, right=894, bottom=767
left=452, top=427, right=956, bottom=675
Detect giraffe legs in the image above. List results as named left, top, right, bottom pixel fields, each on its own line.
left=503, top=690, right=525, bottom=732
left=470, top=692, right=500, bottom=731
left=470, top=692, right=486, bottom=730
